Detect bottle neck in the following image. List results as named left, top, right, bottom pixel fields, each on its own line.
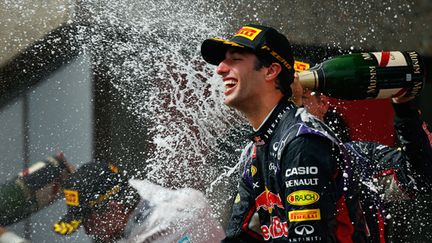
left=297, top=70, right=318, bottom=90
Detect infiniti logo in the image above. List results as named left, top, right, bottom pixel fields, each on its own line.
left=294, top=224, right=314, bottom=236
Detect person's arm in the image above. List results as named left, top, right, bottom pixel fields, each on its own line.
left=393, top=100, right=432, bottom=191
left=222, top=144, right=263, bottom=243
left=222, top=178, right=263, bottom=243
left=350, top=99, right=432, bottom=202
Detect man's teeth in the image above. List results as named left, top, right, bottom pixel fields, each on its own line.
left=224, top=80, right=237, bottom=87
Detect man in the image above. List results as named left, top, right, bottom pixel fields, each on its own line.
left=293, top=81, right=432, bottom=242
left=201, top=24, right=368, bottom=242
left=53, top=162, right=224, bottom=242
left=301, top=91, right=351, bottom=142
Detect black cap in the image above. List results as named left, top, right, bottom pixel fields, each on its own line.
left=53, top=162, right=139, bottom=235
left=201, top=24, right=295, bottom=84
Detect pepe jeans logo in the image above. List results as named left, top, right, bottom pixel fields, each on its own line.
left=235, top=26, right=262, bottom=41
left=294, top=224, right=314, bottom=236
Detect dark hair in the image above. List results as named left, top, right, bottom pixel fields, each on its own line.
left=254, top=53, right=293, bottom=97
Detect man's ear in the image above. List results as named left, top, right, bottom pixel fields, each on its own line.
left=265, top=63, right=282, bottom=82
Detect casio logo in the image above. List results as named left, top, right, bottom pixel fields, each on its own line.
left=285, top=166, right=318, bottom=177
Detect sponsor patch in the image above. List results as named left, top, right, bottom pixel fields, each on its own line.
left=89, top=185, right=120, bottom=208
left=255, top=187, right=284, bottom=213
left=108, top=163, right=119, bottom=173
left=234, top=193, right=241, bottom=204
left=286, top=178, right=318, bottom=188
left=287, top=190, right=320, bottom=206
left=285, top=166, right=318, bottom=178
left=294, top=61, right=310, bottom=71
left=294, top=224, right=315, bottom=236
left=235, top=26, right=262, bottom=41
left=251, top=165, right=257, bottom=176
left=289, top=209, right=321, bottom=222
left=64, top=189, right=79, bottom=206
left=261, top=216, right=288, bottom=240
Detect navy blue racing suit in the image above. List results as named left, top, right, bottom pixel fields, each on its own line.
left=223, top=100, right=432, bottom=243
left=223, top=98, right=367, bottom=242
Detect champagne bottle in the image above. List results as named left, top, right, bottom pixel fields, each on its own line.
left=297, top=51, right=425, bottom=100
left=0, top=153, right=74, bottom=226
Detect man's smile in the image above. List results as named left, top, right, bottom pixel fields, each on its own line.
left=223, top=78, right=238, bottom=95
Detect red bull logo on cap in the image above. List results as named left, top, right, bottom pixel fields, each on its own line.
left=235, top=26, right=262, bottom=41
left=255, top=187, right=284, bottom=213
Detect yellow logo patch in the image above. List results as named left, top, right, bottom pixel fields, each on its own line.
left=64, top=189, right=79, bottom=206
left=89, top=185, right=120, bottom=208
left=235, top=26, right=262, bottom=41
left=287, top=190, right=320, bottom=206
left=294, top=61, right=310, bottom=71
left=234, top=193, right=241, bottom=204
left=251, top=165, right=257, bottom=176
left=288, top=209, right=321, bottom=222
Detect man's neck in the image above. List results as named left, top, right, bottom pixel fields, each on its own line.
left=245, top=96, right=283, bottom=130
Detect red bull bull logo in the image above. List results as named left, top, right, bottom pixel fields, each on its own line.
left=255, top=187, right=284, bottom=213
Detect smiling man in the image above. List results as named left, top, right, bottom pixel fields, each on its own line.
left=201, top=24, right=368, bottom=242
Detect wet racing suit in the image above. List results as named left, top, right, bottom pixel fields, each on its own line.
left=223, top=98, right=368, bottom=242
left=346, top=101, right=432, bottom=242
left=223, top=99, right=432, bottom=243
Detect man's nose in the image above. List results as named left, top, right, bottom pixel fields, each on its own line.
left=216, top=60, right=229, bottom=75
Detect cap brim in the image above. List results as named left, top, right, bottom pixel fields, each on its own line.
left=201, top=38, right=246, bottom=65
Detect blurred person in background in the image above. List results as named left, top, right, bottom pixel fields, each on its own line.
left=53, top=162, right=224, bottom=243
left=292, top=76, right=432, bottom=242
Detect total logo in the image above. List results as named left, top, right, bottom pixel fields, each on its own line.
left=260, top=216, right=288, bottom=240
left=287, top=190, right=320, bottom=206
left=255, top=187, right=284, bottom=213
left=294, top=224, right=314, bottom=236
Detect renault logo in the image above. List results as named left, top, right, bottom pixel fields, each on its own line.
left=294, top=224, right=314, bottom=236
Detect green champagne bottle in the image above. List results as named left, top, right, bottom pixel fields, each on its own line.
left=298, top=51, right=425, bottom=100
left=0, top=153, right=74, bottom=226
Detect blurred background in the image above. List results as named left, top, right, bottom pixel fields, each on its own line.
left=0, top=0, right=431, bottom=242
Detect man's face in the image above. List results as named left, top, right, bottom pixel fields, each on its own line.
left=82, top=201, right=130, bottom=242
left=302, top=91, right=329, bottom=120
left=216, top=48, right=267, bottom=109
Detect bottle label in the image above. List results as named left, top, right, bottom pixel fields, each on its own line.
left=372, top=51, right=408, bottom=67
left=376, top=88, right=407, bottom=99
left=18, top=161, right=46, bottom=177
